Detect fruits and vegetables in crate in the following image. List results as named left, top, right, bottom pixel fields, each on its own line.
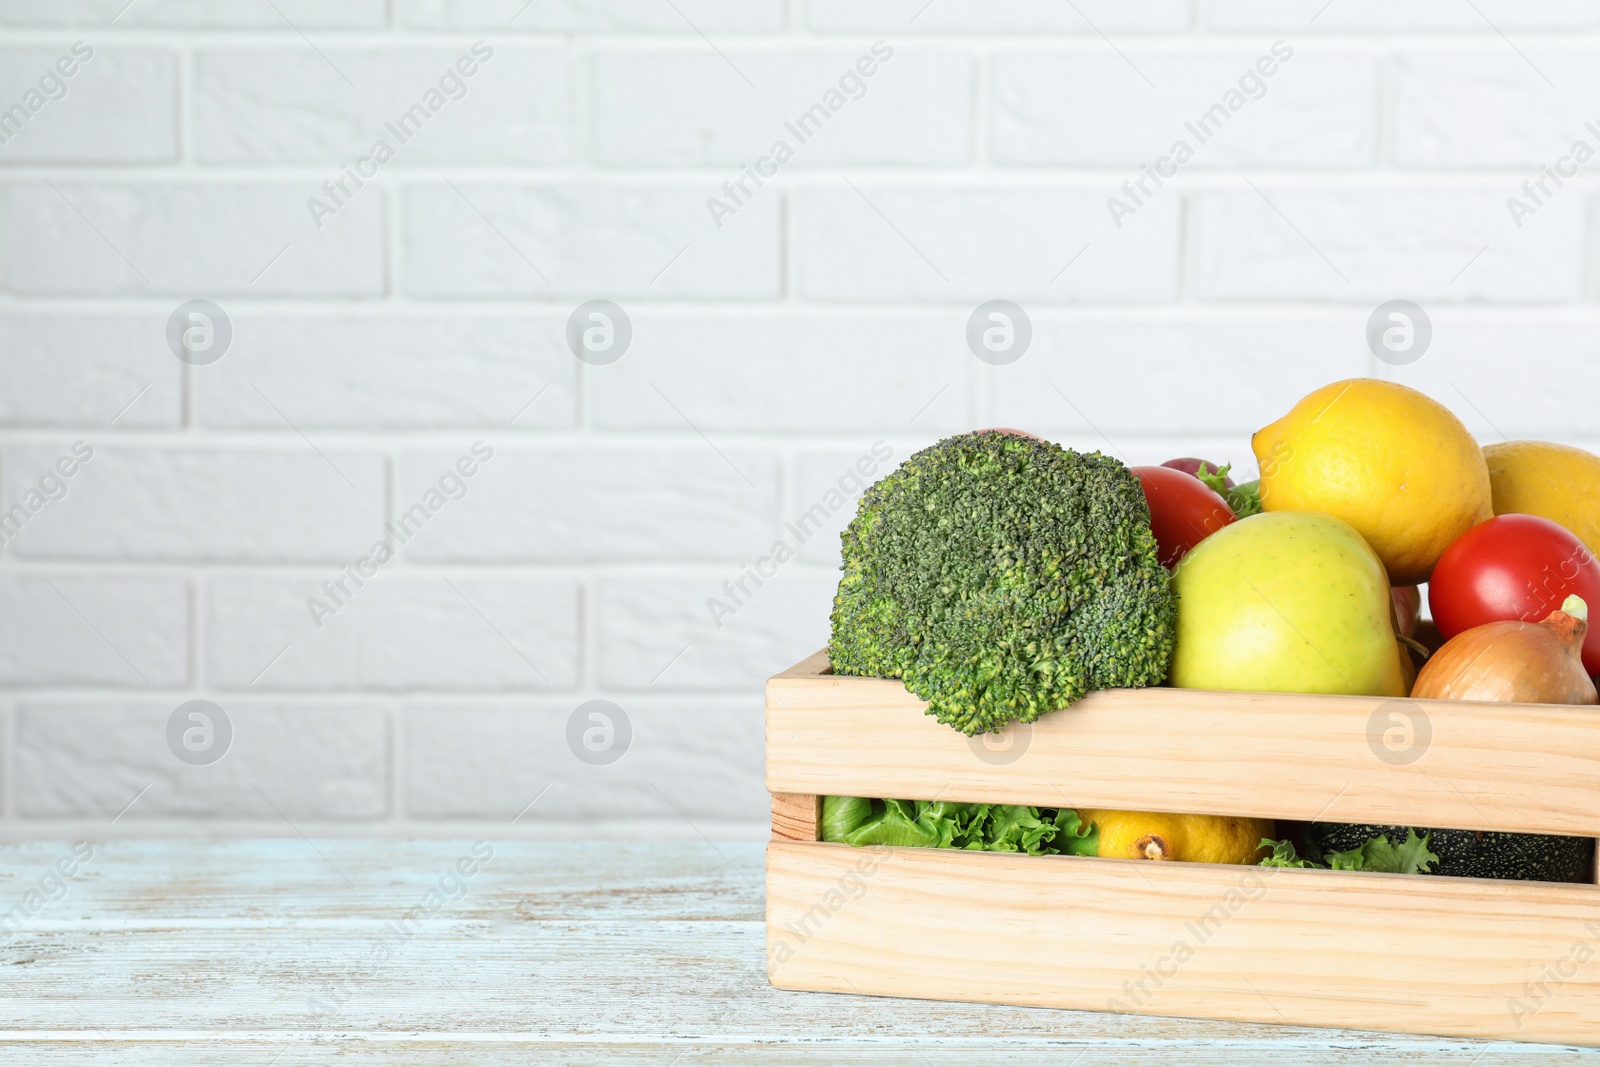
left=1166, top=511, right=1410, bottom=697
left=1198, top=469, right=1263, bottom=518
left=1081, top=810, right=1271, bottom=865
left=1260, top=830, right=1441, bottom=874
left=1428, top=514, right=1600, bottom=676
left=1306, top=597, right=1599, bottom=883
left=1133, top=464, right=1236, bottom=567
left=1414, top=595, right=1597, bottom=705
left=1391, top=585, right=1422, bottom=639
left=821, top=796, right=1269, bottom=866
left=1160, top=457, right=1234, bottom=486
left=1303, top=822, right=1592, bottom=884
left=820, top=378, right=1600, bottom=883
left=1252, top=379, right=1492, bottom=585
left=828, top=431, right=1175, bottom=737
left=1483, top=439, right=1600, bottom=556
left=820, top=795, right=1098, bottom=856
left=1160, top=456, right=1265, bottom=517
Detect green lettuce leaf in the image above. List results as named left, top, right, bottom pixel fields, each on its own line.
left=1258, top=838, right=1319, bottom=868
left=1327, top=829, right=1440, bottom=874
left=820, top=795, right=874, bottom=843
left=982, top=805, right=1055, bottom=853
left=1195, top=464, right=1262, bottom=518
left=1227, top=479, right=1263, bottom=518
left=822, top=797, right=1099, bottom=858
left=841, top=798, right=948, bottom=848
left=1258, top=830, right=1439, bottom=875
left=1055, top=808, right=1100, bottom=857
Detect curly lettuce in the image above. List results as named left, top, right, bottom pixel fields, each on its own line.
left=1195, top=463, right=1262, bottom=518
left=1258, top=829, right=1439, bottom=875
left=821, top=795, right=1098, bottom=857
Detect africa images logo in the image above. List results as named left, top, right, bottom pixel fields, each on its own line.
left=704, top=41, right=894, bottom=229
left=305, top=42, right=494, bottom=229
left=704, top=441, right=893, bottom=628
left=0, top=41, right=94, bottom=147
left=1105, top=41, right=1294, bottom=229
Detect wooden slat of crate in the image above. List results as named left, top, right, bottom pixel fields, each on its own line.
left=772, top=793, right=820, bottom=841
left=767, top=651, right=1600, bottom=838
left=767, top=841, right=1600, bottom=1047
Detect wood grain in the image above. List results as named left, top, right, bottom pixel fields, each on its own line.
left=768, top=841, right=1600, bottom=1048
left=768, top=649, right=1600, bottom=837
left=773, top=647, right=833, bottom=680
left=772, top=793, right=820, bottom=841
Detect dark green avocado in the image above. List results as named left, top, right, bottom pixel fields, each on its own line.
left=1308, top=823, right=1594, bottom=884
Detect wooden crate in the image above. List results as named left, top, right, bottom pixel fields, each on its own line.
left=765, top=648, right=1600, bottom=1047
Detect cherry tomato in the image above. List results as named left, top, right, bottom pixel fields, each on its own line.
left=1133, top=465, right=1237, bottom=568
left=1429, top=514, right=1600, bottom=676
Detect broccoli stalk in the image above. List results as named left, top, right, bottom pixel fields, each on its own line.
left=829, top=431, right=1177, bottom=735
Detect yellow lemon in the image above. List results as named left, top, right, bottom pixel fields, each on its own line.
left=1080, top=809, right=1272, bottom=865
left=1483, top=440, right=1600, bottom=556
left=1252, top=379, right=1491, bottom=586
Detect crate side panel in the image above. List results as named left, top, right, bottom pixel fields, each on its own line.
left=767, top=681, right=1600, bottom=837
left=766, top=843, right=1600, bottom=1047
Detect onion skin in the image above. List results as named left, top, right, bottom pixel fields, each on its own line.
left=1412, top=602, right=1598, bottom=705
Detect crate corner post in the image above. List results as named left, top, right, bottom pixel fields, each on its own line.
left=770, top=793, right=820, bottom=842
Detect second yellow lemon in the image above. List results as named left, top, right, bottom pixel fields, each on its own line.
left=1252, top=379, right=1491, bottom=586
left=1081, top=809, right=1272, bottom=865
left=1483, top=440, right=1600, bottom=556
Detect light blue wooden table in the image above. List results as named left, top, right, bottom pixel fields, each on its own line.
left=0, top=840, right=1594, bottom=1064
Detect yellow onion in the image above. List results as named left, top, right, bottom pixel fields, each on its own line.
left=1412, top=595, right=1598, bottom=705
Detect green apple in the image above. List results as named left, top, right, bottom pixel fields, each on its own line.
left=1169, top=510, right=1408, bottom=696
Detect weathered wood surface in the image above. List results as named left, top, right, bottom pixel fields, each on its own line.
left=0, top=840, right=1594, bottom=1064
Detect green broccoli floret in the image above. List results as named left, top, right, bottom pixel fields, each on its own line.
left=829, top=431, right=1176, bottom=736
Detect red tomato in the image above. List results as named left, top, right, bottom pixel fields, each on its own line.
left=1429, top=514, right=1600, bottom=676
left=1133, top=465, right=1237, bottom=568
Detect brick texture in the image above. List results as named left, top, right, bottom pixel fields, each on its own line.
left=1, top=10, right=1594, bottom=840
left=194, top=47, right=569, bottom=165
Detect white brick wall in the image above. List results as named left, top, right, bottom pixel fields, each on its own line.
left=1, top=3, right=1597, bottom=841
left=0, top=47, right=176, bottom=162
left=194, top=47, right=571, bottom=165
left=206, top=576, right=581, bottom=690
left=991, top=50, right=1380, bottom=167
left=403, top=182, right=783, bottom=297
left=797, top=186, right=1182, bottom=301
left=5, top=183, right=388, bottom=295
left=5, top=445, right=387, bottom=560
left=594, top=49, right=973, bottom=165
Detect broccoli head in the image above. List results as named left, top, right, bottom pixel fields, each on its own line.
left=829, top=431, right=1176, bottom=736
